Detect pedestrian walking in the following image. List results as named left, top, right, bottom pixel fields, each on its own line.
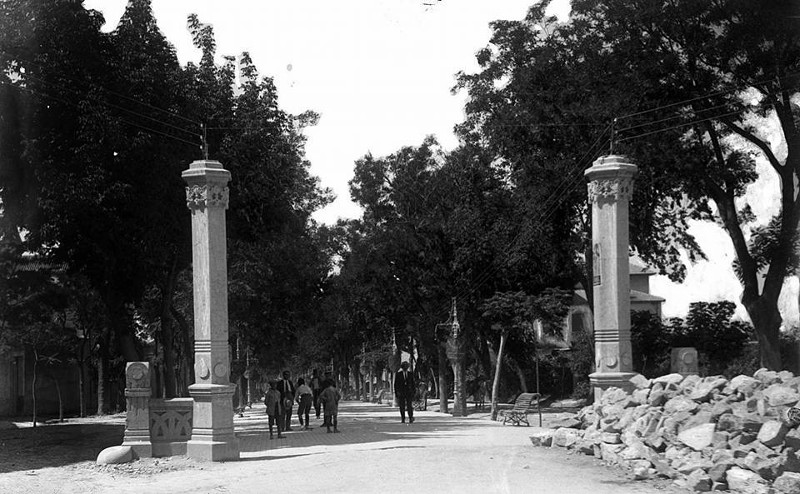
left=395, top=361, right=415, bottom=424
left=319, top=380, right=340, bottom=433
left=310, top=369, right=323, bottom=419
left=264, top=380, right=285, bottom=439
left=277, top=370, right=296, bottom=431
left=295, top=377, right=313, bottom=430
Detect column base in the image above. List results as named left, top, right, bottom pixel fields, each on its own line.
left=187, top=383, right=240, bottom=462
left=122, top=434, right=152, bottom=458
left=186, top=435, right=240, bottom=461
left=589, top=371, right=639, bottom=402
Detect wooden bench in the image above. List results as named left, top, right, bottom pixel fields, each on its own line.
left=499, top=393, right=542, bottom=426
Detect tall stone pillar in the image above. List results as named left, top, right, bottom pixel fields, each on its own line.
left=585, top=155, right=639, bottom=401
left=122, top=362, right=152, bottom=457
left=446, top=304, right=467, bottom=416
left=182, top=160, right=239, bottom=461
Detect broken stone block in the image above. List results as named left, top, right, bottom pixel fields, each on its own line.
left=754, top=368, right=782, bottom=386
left=551, top=427, right=583, bottom=448
left=710, top=400, right=733, bottom=418
left=679, top=423, right=716, bottom=451
left=600, top=442, right=625, bottom=465
left=680, top=375, right=703, bottom=394
left=730, top=375, right=761, bottom=396
left=529, top=428, right=554, bottom=447
left=651, top=455, right=677, bottom=478
left=757, top=420, right=789, bottom=448
left=742, top=451, right=784, bottom=481
left=602, top=432, right=621, bottom=444
left=645, top=433, right=666, bottom=452
left=674, top=456, right=713, bottom=475
left=763, top=384, right=800, bottom=407
left=573, top=439, right=595, bottom=455
left=654, top=373, right=685, bottom=386
left=601, top=387, right=631, bottom=406
left=629, top=374, right=651, bottom=390
left=708, top=462, right=732, bottom=483
left=631, top=388, right=650, bottom=405
left=680, top=411, right=714, bottom=433
left=648, top=389, right=668, bottom=407
left=689, top=377, right=728, bottom=402
left=726, top=466, right=769, bottom=494
left=712, top=431, right=730, bottom=450
left=619, top=438, right=651, bottom=461
left=600, top=417, right=622, bottom=433
left=718, top=413, right=744, bottom=432
left=774, top=471, right=800, bottom=494
left=665, top=395, right=700, bottom=414
left=685, top=469, right=712, bottom=492
left=786, top=429, right=800, bottom=451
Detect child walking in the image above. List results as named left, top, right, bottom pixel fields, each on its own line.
left=319, top=381, right=341, bottom=433
left=264, top=380, right=285, bottom=439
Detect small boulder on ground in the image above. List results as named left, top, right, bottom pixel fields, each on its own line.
left=97, top=445, right=134, bottom=465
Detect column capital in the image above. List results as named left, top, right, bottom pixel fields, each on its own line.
left=585, top=155, right=638, bottom=203
left=182, top=160, right=231, bottom=210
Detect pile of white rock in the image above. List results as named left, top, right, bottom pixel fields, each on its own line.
left=531, top=369, right=800, bottom=493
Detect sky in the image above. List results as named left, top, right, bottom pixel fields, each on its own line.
left=82, top=0, right=798, bottom=325
left=85, top=0, right=569, bottom=224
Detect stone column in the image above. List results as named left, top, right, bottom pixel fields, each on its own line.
left=182, top=159, right=240, bottom=461
left=447, top=337, right=467, bottom=416
left=122, top=362, right=152, bottom=457
left=585, top=155, right=639, bottom=401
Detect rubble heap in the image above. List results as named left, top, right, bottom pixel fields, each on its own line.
left=534, top=369, right=800, bottom=493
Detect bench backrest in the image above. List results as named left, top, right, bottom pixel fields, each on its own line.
left=511, top=393, right=540, bottom=411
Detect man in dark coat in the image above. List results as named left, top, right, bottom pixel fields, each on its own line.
left=394, top=361, right=415, bottom=424
left=277, top=370, right=295, bottom=431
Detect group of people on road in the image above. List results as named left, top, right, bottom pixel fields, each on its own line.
left=263, top=361, right=419, bottom=439
left=263, top=369, right=340, bottom=439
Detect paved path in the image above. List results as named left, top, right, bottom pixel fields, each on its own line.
left=0, top=401, right=687, bottom=494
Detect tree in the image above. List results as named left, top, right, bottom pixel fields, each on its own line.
left=480, top=291, right=532, bottom=420
left=455, top=0, right=799, bottom=369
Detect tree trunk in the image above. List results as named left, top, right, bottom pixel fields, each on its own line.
left=78, top=339, right=87, bottom=417
left=97, top=329, right=109, bottom=415
left=105, top=291, right=141, bottom=363
left=490, top=330, right=508, bottom=421
left=31, top=348, right=38, bottom=427
left=437, top=342, right=448, bottom=413
left=746, top=298, right=783, bottom=370
left=54, top=375, right=63, bottom=422
left=159, top=260, right=179, bottom=398
left=508, top=356, right=528, bottom=393
left=171, top=305, right=194, bottom=394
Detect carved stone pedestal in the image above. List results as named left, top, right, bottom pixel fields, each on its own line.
left=122, top=362, right=152, bottom=457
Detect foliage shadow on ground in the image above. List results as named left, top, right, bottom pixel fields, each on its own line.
left=0, top=423, right=123, bottom=474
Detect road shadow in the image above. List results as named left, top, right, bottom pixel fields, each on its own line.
left=0, top=423, right=123, bottom=474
